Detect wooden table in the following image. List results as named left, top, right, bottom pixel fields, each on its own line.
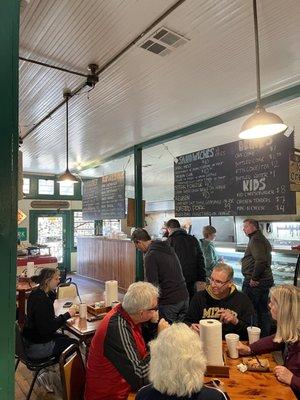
left=54, top=292, right=110, bottom=347
left=16, top=280, right=38, bottom=327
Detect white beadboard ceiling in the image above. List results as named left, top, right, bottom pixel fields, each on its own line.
left=20, top=0, right=300, bottom=200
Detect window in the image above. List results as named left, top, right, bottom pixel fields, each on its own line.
left=38, top=179, right=54, bottom=195
left=59, top=181, right=74, bottom=196
left=23, top=177, right=30, bottom=194
left=73, top=211, right=95, bottom=247
left=103, top=219, right=121, bottom=236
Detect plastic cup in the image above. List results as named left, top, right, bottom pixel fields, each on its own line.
left=247, top=326, right=261, bottom=344
left=79, top=303, right=87, bottom=319
left=225, top=333, right=239, bottom=358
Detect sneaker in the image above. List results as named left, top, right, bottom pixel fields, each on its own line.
left=36, top=371, right=54, bottom=393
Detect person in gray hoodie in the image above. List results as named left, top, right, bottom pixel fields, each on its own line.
left=131, top=228, right=189, bottom=322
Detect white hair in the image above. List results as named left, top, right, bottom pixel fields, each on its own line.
left=149, top=323, right=206, bottom=397
left=122, top=281, right=159, bottom=314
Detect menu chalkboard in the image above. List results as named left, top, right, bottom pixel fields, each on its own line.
left=174, top=133, right=296, bottom=217
left=82, top=171, right=125, bottom=220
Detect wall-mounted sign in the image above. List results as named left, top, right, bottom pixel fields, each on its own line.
left=17, top=209, right=27, bottom=225
left=289, top=153, right=300, bottom=191
left=17, top=227, right=27, bottom=241
left=174, top=133, right=296, bottom=216
left=82, top=171, right=125, bottom=220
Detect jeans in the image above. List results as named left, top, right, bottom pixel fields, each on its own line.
left=159, top=299, right=189, bottom=323
left=242, top=282, right=273, bottom=337
left=25, top=333, right=78, bottom=360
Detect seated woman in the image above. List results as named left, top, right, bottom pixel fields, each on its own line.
left=23, top=267, right=77, bottom=360
left=136, top=323, right=226, bottom=400
left=238, top=285, right=300, bottom=398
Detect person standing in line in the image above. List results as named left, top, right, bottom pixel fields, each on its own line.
left=166, top=219, right=206, bottom=301
left=131, top=228, right=189, bottom=322
left=241, top=218, right=273, bottom=337
left=200, top=225, right=222, bottom=278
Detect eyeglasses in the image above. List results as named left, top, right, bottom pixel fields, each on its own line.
left=145, top=306, right=158, bottom=312
left=209, top=277, right=230, bottom=287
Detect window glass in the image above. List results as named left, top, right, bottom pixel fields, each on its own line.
left=73, top=211, right=95, bottom=247
left=23, top=177, right=30, bottom=194
left=59, top=181, right=74, bottom=196
left=38, top=179, right=54, bottom=195
left=103, top=219, right=121, bottom=236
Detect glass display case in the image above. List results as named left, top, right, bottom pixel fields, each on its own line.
left=216, top=247, right=298, bottom=289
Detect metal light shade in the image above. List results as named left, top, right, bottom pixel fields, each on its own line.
left=57, top=168, right=78, bottom=183
left=239, top=106, right=287, bottom=139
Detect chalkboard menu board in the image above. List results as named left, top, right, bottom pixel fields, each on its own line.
left=82, top=171, right=125, bottom=220
left=174, top=133, right=296, bottom=217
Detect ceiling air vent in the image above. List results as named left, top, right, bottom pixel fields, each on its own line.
left=140, top=27, right=189, bottom=57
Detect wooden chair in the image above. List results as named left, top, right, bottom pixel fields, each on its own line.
left=15, top=322, right=60, bottom=400
left=59, top=344, right=86, bottom=400
left=57, top=281, right=81, bottom=300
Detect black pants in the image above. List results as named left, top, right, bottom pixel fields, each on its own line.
left=52, top=333, right=78, bottom=357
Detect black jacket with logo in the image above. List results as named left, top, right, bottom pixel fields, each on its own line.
left=167, top=229, right=206, bottom=283
left=145, top=241, right=188, bottom=305
left=184, top=286, right=254, bottom=339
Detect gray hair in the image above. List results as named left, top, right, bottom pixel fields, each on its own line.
left=213, top=263, right=234, bottom=280
left=122, top=281, right=159, bottom=314
left=149, top=323, right=206, bottom=397
left=270, top=285, right=300, bottom=343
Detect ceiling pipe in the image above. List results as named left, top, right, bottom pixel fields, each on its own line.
left=22, top=0, right=187, bottom=140
left=19, top=56, right=88, bottom=77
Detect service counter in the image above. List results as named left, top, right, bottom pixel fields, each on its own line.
left=77, top=236, right=136, bottom=291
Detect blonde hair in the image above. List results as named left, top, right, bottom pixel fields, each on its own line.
left=202, top=225, right=216, bottom=239
left=149, top=323, right=206, bottom=397
left=270, top=285, right=300, bottom=343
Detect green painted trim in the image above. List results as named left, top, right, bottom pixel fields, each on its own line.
left=29, top=210, right=72, bottom=271
left=134, top=146, right=144, bottom=281
left=0, top=1, right=19, bottom=398
left=23, top=174, right=82, bottom=200
left=81, top=84, right=300, bottom=169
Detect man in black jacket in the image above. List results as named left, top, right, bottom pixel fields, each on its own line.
left=184, top=263, right=254, bottom=339
left=131, top=228, right=189, bottom=322
left=241, top=218, right=273, bottom=337
left=166, top=219, right=206, bottom=301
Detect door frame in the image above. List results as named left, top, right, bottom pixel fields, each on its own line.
left=29, top=210, right=72, bottom=271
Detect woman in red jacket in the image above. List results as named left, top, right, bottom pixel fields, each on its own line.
left=238, top=285, right=300, bottom=398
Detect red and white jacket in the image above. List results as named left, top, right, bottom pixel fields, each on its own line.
left=85, top=304, right=150, bottom=400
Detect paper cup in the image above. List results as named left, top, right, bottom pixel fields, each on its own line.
left=79, top=303, right=87, bottom=319
left=247, top=326, right=261, bottom=344
left=225, top=333, right=239, bottom=358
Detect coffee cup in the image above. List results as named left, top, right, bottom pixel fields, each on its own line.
left=247, top=326, right=261, bottom=344
left=225, top=333, right=239, bottom=358
left=79, top=303, right=87, bottom=319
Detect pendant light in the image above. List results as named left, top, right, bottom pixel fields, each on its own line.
left=58, top=90, right=78, bottom=183
left=239, top=0, right=287, bottom=139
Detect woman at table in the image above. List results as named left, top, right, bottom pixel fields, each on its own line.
left=23, top=267, right=77, bottom=360
left=238, top=285, right=300, bottom=399
left=136, top=323, right=226, bottom=400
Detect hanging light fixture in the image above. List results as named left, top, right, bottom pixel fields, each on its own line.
left=239, top=0, right=287, bottom=139
left=58, top=90, right=79, bottom=183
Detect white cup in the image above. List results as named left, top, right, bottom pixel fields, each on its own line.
left=225, top=333, right=239, bottom=358
left=247, top=326, right=261, bottom=344
left=79, top=303, right=87, bottom=319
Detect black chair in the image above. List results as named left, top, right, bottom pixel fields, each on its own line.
left=15, top=322, right=60, bottom=400
left=59, top=268, right=72, bottom=285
